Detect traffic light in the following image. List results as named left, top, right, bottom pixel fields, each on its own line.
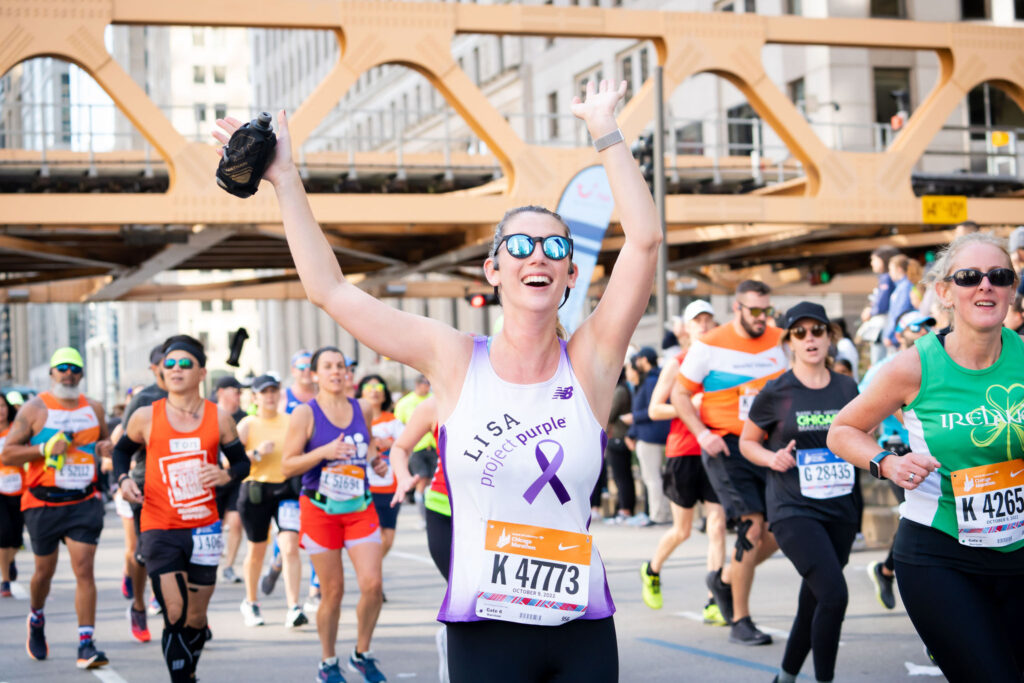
left=809, top=265, right=832, bottom=286
left=630, top=132, right=655, bottom=187
left=466, top=293, right=498, bottom=308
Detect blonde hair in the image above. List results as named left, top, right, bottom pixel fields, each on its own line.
left=930, top=232, right=1014, bottom=327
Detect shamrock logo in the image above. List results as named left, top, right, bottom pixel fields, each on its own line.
left=969, top=383, right=1024, bottom=461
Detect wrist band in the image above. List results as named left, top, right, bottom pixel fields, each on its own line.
left=593, top=128, right=624, bottom=152
left=697, top=429, right=712, bottom=441
left=38, top=443, right=45, bottom=456
left=117, top=473, right=129, bottom=485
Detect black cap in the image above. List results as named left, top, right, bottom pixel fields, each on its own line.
left=149, top=345, right=165, bottom=366
left=251, top=374, right=280, bottom=392
left=633, top=346, right=659, bottom=367
left=782, top=302, right=830, bottom=329
left=214, top=376, right=243, bottom=392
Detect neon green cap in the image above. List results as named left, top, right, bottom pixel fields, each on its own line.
left=50, top=347, right=84, bottom=368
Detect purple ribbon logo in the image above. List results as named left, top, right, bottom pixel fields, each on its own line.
left=523, top=439, right=571, bottom=505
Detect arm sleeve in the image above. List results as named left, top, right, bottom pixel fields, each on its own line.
left=112, top=434, right=144, bottom=480
left=221, top=439, right=251, bottom=481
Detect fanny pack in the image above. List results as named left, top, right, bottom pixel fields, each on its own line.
left=29, top=483, right=97, bottom=504
left=302, top=488, right=369, bottom=515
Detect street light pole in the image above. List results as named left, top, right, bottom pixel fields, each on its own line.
left=654, top=66, right=668, bottom=334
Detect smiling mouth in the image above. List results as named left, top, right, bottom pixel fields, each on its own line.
left=522, top=275, right=552, bottom=287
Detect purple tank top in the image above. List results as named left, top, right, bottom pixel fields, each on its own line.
left=300, top=397, right=371, bottom=492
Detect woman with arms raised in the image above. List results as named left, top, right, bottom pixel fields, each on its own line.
left=216, top=79, right=660, bottom=683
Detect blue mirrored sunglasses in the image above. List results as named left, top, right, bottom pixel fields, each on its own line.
left=54, top=363, right=82, bottom=374
left=498, top=234, right=573, bottom=261
left=163, top=358, right=195, bottom=369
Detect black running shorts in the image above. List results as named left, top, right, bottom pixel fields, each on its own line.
left=663, top=456, right=719, bottom=509
left=23, top=496, right=104, bottom=555
left=701, top=434, right=767, bottom=521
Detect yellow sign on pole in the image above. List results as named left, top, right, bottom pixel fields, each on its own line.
left=992, top=131, right=1010, bottom=147
left=922, top=195, right=967, bottom=225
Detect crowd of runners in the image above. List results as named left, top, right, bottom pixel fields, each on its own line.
left=1, top=81, right=1022, bottom=683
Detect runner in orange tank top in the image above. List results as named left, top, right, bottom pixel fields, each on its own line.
left=1, top=347, right=113, bottom=669
left=113, top=335, right=250, bottom=683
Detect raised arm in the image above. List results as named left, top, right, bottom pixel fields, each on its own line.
left=569, top=81, right=662, bottom=405
left=213, top=113, right=471, bottom=397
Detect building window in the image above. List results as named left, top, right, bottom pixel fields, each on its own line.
left=961, top=0, right=988, bottom=18
left=639, top=47, right=649, bottom=84
left=1016, top=0, right=1024, bottom=19
left=676, top=121, right=703, bottom=155
left=194, top=104, right=206, bottom=122
left=213, top=66, right=226, bottom=84
left=200, top=301, right=212, bottom=312
left=192, top=28, right=205, bottom=47
left=214, top=104, right=227, bottom=121
left=548, top=91, right=559, bottom=140
left=472, top=46, right=481, bottom=84
left=968, top=82, right=1024, bottom=140
left=785, top=0, right=802, bottom=14
left=576, top=67, right=603, bottom=101
left=193, top=65, right=205, bottom=84
left=870, top=0, right=905, bottom=18
left=873, top=67, right=910, bottom=124
left=788, top=77, right=805, bottom=111
left=620, top=54, right=634, bottom=102
left=744, top=0, right=756, bottom=11
left=221, top=299, right=233, bottom=312
left=727, top=103, right=760, bottom=156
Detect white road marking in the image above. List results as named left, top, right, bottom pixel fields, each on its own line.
left=92, top=667, right=130, bottom=683
left=905, top=661, right=943, bottom=676
left=390, top=550, right=435, bottom=567
left=674, top=610, right=844, bottom=645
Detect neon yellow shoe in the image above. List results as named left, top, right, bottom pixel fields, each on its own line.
left=702, top=599, right=728, bottom=626
left=640, top=562, right=662, bottom=610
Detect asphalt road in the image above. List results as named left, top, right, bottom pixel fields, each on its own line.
left=0, top=504, right=944, bottom=682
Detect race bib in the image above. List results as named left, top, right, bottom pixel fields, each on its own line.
left=738, top=392, right=756, bottom=422
left=114, top=490, right=134, bottom=519
left=797, top=448, right=854, bottom=499
left=951, top=458, right=1024, bottom=548
left=191, top=521, right=224, bottom=567
left=366, top=457, right=393, bottom=488
left=277, top=499, right=300, bottom=532
left=318, top=462, right=365, bottom=501
left=0, top=465, right=22, bottom=495
left=476, top=520, right=590, bottom=626
left=54, top=452, right=95, bottom=490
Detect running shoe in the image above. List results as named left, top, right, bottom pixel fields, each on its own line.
left=318, top=657, right=347, bottom=683
left=121, top=573, right=134, bottom=600
left=240, top=600, right=264, bottom=627
left=868, top=561, right=896, bottom=610
left=625, top=512, right=652, bottom=527
left=147, top=595, right=162, bottom=616
left=285, top=605, right=309, bottom=628
left=222, top=566, right=243, bottom=584
left=702, top=599, right=728, bottom=626
left=128, top=605, right=151, bottom=642
left=705, top=568, right=733, bottom=625
left=1, top=581, right=11, bottom=598
left=26, top=614, right=47, bottom=660
left=304, top=592, right=322, bottom=613
left=260, top=564, right=282, bottom=596
left=348, top=650, right=387, bottom=683
left=729, top=616, right=772, bottom=646
left=640, top=562, right=662, bottom=610
left=76, top=639, right=109, bottom=669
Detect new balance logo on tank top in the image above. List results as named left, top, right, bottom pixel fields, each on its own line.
left=679, top=324, right=787, bottom=436
left=141, top=399, right=221, bottom=531
left=439, top=337, right=614, bottom=626
left=902, top=328, right=1024, bottom=551
left=23, top=392, right=101, bottom=509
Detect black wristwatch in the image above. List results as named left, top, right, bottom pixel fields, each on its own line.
left=869, top=450, right=896, bottom=480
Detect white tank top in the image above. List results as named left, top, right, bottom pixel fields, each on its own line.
left=438, top=336, right=614, bottom=625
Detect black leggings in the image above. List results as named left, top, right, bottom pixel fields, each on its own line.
left=605, top=438, right=635, bottom=514
left=896, top=561, right=1024, bottom=683
left=772, top=516, right=856, bottom=682
left=447, top=616, right=617, bottom=683
left=425, top=508, right=452, bottom=581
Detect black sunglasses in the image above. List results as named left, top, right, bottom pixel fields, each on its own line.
left=739, top=303, right=775, bottom=318
left=163, top=358, right=196, bottom=370
left=54, top=363, right=82, bottom=374
left=789, top=323, right=828, bottom=340
left=498, top=234, right=573, bottom=261
left=944, top=267, right=1016, bottom=288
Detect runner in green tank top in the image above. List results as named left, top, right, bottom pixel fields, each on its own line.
left=827, top=233, right=1024, bottom=683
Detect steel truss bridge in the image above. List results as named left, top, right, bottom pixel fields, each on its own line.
left=1, top=0, right=1023, bottom=302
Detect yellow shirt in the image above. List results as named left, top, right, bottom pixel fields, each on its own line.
left=243, top=413, right=288, bottom=483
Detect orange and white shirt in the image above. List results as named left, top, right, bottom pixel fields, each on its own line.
left=679, top=324, right=787, bottom=437
left=141, top=399, right=221, bottom=532
left=368, top=411, right=403, bottom=495
left=0, top=428, right=25, bottom=497
left=23, top=392, right=102, bottom=509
